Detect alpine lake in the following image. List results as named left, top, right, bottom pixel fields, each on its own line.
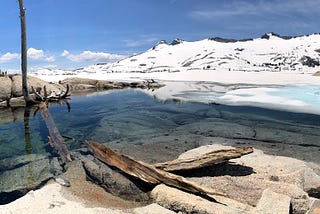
left=1, top=88, right=320, bottom=203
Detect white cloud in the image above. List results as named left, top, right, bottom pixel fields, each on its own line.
left=27, top=48, right=44, bottom=60
left=61, top=50, right=69, bottom=57
left=25, top=47, right=55, bottom=62
left=0, top=52, right=20, bottom=62
left=45, top=56, right=56, bottom=62
left=61, top=50, right=126, bottom=62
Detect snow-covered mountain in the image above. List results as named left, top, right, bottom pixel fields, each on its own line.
left=81, top=33, right=320, bottom=74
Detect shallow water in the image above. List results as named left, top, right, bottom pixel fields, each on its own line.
left=1, top=89, right=320, bottom=165
left=173, top=84, right=320, bottom=115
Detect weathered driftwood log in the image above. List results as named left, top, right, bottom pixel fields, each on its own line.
left=39, top=102, right=72, bottom=166
left=85, top=141, right=225, bottom=198
left=154, top=146, right=253, bottom=172
left=31, top=84, right=70, bottom=102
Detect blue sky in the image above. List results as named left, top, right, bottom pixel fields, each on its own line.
left=0, top=0, right=319, bottom=71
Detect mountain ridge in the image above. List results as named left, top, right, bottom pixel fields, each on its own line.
left=31, top=33, right=320, bottom=76
left=79, top=32, right=320, bottom=75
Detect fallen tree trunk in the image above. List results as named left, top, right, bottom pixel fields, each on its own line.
left=39, top=102, right=71, bottom=167
left=85, top=141, right=225, bottom=198
left=154, top=146, right=253, bottom=172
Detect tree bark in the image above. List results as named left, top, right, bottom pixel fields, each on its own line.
left=86, top=141, right=225, bottom=198
left=154, top=146, right=253, bottom=172
left=39, top=102, right=72, bottom=168
left=18, top=0, right=33, bottom=106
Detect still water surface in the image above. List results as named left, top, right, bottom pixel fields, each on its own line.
left=1, top=89, right=320, bottom=165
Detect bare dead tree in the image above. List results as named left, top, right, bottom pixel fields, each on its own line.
left=18, top=0, right=35, bottom=106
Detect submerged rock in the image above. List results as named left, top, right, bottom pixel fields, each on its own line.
left=0, top=153, right=63, bottom=204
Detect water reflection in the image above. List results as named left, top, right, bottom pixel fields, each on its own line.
left=23, top=107, right=35, bottom=188
left=0, top=100, right=71, bottom=160
left=24, top=108, right=32, bottom=155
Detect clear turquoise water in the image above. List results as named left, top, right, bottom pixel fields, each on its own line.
left=269, top=84, right=320, bottom=106
left=1, top=89, right=320, bottom=163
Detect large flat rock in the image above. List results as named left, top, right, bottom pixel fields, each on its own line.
left=151, top=184, right=255, bottom=214
left=0, top=76, right=11, bottom=102
left=11, top=75, right=64, bottom=97
left=179, top=144, right=320, bottom=213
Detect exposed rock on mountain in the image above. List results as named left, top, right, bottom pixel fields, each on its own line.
left=170, top=38, right=184, bottom=45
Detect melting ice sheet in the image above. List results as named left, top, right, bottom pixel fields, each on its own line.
left=173, top=84, right=320, bottom=115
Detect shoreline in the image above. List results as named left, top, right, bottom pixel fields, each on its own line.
left=31, top=69, right=320, bottom=85
left=30, top=69, right=320, bottom=115
left=1, top=144, right=320, bottom=213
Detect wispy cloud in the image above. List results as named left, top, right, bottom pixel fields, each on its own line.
left=190, top=0, right=320, bottom=19
left=61, top=50, right=126, bottom=62
left=124, top=37, right=159, bottom=48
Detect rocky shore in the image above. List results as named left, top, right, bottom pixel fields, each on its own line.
left=1, top=75, right=320, bottom=213
left=1, top=144, right=320, bottom=214
left=0, top=74, right=163, bottom=108
left=0, top=74, right=64, bottom=108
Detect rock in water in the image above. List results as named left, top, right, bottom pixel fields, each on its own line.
left=54, top=176, right=71, bottom=187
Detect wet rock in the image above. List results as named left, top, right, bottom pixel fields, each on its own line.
left=0, top=106, right=38, bottom=124
left=0, top=154, right=63, bottom=204
left=0, top=76, right=11, bottom=102
left=8, top=97, right=25, bottom=107
left=0, top=108, right=14, bottom=124
left=256, top=189, right=291, bottom=214
left=81, top=155, right=151, bottom=202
